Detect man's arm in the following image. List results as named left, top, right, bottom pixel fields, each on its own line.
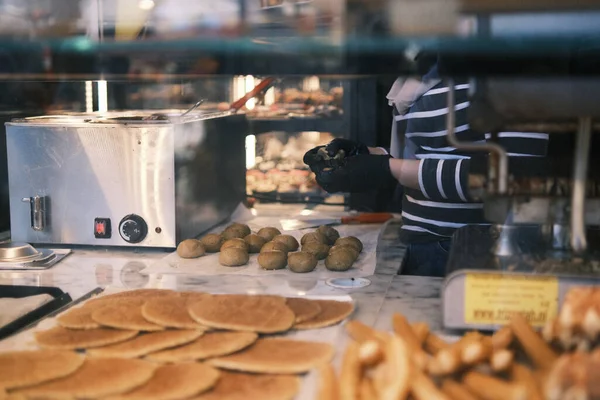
left=389, top=158, right=479, bottom=202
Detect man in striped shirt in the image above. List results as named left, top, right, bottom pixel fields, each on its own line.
left=304, top=65, right=548, bottom=277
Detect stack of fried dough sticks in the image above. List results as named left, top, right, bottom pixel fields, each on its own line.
left=318, top=308, right=600, bottom=400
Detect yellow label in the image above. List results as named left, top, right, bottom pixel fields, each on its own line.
left=464, top=273, right=559, bottom=327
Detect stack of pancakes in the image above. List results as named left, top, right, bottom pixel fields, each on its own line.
left=0, top=289, right=355, bottom=400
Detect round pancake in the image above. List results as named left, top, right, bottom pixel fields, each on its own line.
left=294, top=300, right=355, bottom=330
left=85, top=289, right=176, bottom=306
left=208, top=338, right=334, bottom=374
left=0, top=350, right=84, bottom=390
left=188, top=295, right=294, bottom=334
left=141, top=297, right=206, bottom=329
left=57, top=307, right=101, bottom=330
left=146, top=331, right=258, bottom=363
left=87, top=329, right=203, bottom=358
left=35, top=326, right=138, bottom=350
left=91, top=303, right=165, bottom=331
left=192, top=371, right=300, bottom=400
left=285, top=298, right=322, bottom=323
left=107, top=363, right=220, bottom=400
left=14, top=358, right=156, bottom=399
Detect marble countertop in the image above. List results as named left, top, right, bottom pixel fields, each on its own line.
left=0, top=205, right=452, bottom=338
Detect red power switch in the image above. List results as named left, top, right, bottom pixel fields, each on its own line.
left=94, top=218, right=112, bottom=239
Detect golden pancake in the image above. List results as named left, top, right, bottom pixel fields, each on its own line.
left=15, top=358, right=156, bottom=399
left=107, top=363, right=220, bottom=400
left=285, top=298, right=322, bottom=323
left=188, top=294, right=294, bottom=334
left=141, top=297, right=206, bottom=329
left=146, top=331, right=258, bottom=363
left=0, top=350, right=84, bottom=390
left=192, top=371, right=299, bottom=400
left=35, top=326, right=138, bottom=350
left=85, top=289, right=176, bottom=306
left=294, top=300, right=355, bottom=330
left=57, top=307, right=100, bottom=330
left=209, top=338, right=334, bottom=374
left=91, top=303, right=164, bottom=331
left=87, top=329, right=203, bottom=358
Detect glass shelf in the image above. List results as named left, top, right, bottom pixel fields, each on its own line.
left=1, top=34, right=599, bottom=77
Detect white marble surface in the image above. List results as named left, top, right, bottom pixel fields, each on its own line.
left=0, top=216, right=441, bottom=331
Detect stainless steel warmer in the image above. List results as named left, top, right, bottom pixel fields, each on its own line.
left=5, top=111, right=248, bottom=248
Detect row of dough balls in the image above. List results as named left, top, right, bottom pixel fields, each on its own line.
left=176, top=223, right=363, bottom=272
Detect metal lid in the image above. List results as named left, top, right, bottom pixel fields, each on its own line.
left=0, top=242, right=54, bottom=263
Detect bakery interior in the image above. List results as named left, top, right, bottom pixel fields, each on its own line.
left=1, top=0, right=600, bottom=399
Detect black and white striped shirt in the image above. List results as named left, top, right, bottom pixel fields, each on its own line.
left=397, top=79, right=549, bottom=243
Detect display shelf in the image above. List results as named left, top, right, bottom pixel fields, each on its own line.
left=248, top=117, right=346, bottom=135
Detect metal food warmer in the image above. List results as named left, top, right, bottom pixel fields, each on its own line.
left=5, top=111, right=248, bottom=248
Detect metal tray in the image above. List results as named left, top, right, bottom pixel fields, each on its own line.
left=0, top=285, right=72, bottom=340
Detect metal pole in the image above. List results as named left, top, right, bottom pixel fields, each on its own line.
left=571, top=117, right=592, bottom=252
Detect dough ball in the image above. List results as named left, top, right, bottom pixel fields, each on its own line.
left=300, top=232, right=328, bottom=246
left=257, top=227, right=282, bottom=242
left=288, top=251, right=318, bottom=273
left=244, top=234, right=267, bottom=253
left=301, top=242, right=330, bottom=260
left=325, top=250, right=355, bottom=271
left=334, top=236, right=363, bottom=253
left=258, top=251, right=287, bottom=270
left=329, top=245, right=360, bottom=262
left=221, top=238, right=249, bottom=252
left=261, top=241, right=289, bottom=254
left=317, top=225, right=340, bottom=245
left=219, top=248, right=249, bottom=266
left=200, top=233, right=224, bottom=253
left=176, top=239, right=205, bottom=258
left=221, top=227, right=246, bottom=240
left=272, top=235, right=300, bottom=252
left=222, top=223, right=251, bottom=240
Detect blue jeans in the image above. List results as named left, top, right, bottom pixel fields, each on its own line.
left=400, top=240, right=451, bottom=277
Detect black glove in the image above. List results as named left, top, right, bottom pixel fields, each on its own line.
left=303, top=145, right=326, bottom=168
left=325, top=138, right=369, bottom=158
left=313, top=154, right=395, bottom=193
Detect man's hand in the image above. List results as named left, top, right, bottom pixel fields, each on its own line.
left=325, top=138, right=369, bottom=158
left=312, top=154, right=395, bottom=193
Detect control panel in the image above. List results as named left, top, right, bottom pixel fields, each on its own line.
left=118, top=214, right=148, bottom=244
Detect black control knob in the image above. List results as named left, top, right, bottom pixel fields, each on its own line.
left=118, top=214, right=148, bottom=244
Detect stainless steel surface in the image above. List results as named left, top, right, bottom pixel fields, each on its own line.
left=0, top=248, right=70, bottom=270
left=484, top=197, right=600, bottom=225
left=22, top=196, right=46, bottom=231
left=571, top=117, right=592, bottom=252
left=0, top=242, right=40, bottom=260
left=6, top=112, right=248, bottom=247
left=491, top=225, right=519, bottom=256
left=446, top=79, right=508, bottom=194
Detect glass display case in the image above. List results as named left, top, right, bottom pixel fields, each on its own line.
left=0, top=0, right=599, bottom=232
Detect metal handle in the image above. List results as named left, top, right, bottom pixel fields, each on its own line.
left=181, top=99, right=206, bottom=117
left=341, top=213, right=394, bottom=224
left=22, top=196, right=46, bottom=231
left=445, top=78, right=509, bottom=195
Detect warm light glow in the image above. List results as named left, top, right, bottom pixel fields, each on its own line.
left=300, top=209, right=314, bottom=216
left=245, top=135, right=256, bottom=169
left=85, top=81, right=93, bottom=113
left=264, top=87, right=275, bottom=106
left=303, top=76, right=320, bottom=92
left=245, top=75, right=256, bottom=110
left=97, top=80, right=108, bottom=112
left=138, top=0, right=155, bottom=10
